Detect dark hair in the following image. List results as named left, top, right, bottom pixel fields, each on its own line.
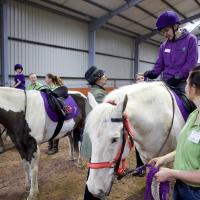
left=46, top=73, right=64, bottom=86
left=188, top=65, right=200, bottom=90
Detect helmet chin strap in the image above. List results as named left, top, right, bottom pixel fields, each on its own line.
left=171, top=25, right=179, bottom=42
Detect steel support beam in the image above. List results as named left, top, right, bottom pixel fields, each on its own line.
left=89, top=0, right=143, bottom=31
left=0, top=0, right=9, bottom=86
left=161, top=0, right=187, bottom=19
left=88, top=27, right=96, bottom=68
left=137, top=12, right=200, bottom=42
left=134, top=39, right=140, bottom=76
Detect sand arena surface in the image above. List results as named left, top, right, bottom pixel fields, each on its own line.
left=0, top=139, right=145, bottom=200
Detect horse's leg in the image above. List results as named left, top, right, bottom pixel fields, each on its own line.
left=27, top=146, right=40, bottom=200
left=67, top=132, right=75, bottom=160
left=22, top=159, right=31, bottom=191
left=73, top=126, right=83, bottom=164
left=0, top=135, right=4, bottom=153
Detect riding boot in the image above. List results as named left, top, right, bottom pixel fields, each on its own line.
left=53, top=139, right=59, bottom=152
left=47, top=139, right=59, bottom=155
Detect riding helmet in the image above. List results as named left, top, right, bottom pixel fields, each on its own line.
left=156, top=11, right=180, bottom=31
left=14, top=64, right=23, bottom=71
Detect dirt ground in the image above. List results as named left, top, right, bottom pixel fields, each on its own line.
left=0, top=139, right=145, bottom=200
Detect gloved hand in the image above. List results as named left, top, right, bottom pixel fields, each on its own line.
left=144, top=70, right=158, bottom=79
left=166, top=77, right=181, bottom=87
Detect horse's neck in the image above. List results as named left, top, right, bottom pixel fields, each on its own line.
left=125, top=85, right=185, bottom=162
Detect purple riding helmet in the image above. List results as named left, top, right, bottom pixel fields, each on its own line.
left=14, top=64, right=23, bottom=71
left=156, top=11, right=180, bottom=31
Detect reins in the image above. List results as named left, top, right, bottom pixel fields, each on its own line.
left=88, top=85, right=175, bottom=199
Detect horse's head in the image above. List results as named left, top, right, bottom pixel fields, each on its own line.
left=85, top=93, right=130, bottom=198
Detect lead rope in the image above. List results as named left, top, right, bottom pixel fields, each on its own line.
left=144, top=164, right=170, bottom=200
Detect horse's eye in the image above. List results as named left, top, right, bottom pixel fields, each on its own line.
left=111, top=138, right=118, bottom=144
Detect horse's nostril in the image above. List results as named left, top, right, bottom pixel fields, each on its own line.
left=98, top=189, right=105, bottom=196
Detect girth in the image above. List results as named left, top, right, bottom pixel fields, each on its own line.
left=41, top=86, right=69, bottom=141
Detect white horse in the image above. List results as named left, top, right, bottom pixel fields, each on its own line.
left=0, top=87, right=86, bottom=200
left=85, top=82, right=185, bottom=199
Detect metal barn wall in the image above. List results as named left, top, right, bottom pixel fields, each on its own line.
left=96, top=29, right=133, bottom=87
left=138, top=43, right=158, bottom=73
left=7, top=0, right=88, bottom=87
left=6, top=0, right=160, bottom=88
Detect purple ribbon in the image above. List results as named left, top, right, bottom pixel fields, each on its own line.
left=143, top=164, right=170, bottom=200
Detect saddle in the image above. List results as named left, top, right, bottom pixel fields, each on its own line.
left=41, top=86, right=70, bottom=141
left=170, top=87, right=196, bottom=120
left=41, top=86, right=69, bottom=119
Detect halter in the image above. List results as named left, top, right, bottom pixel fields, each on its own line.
left=88, top=112, right=134, bottom=178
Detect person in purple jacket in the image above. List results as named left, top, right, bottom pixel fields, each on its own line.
left=12, top=64, right=26, bottom=90
left=144, top=11, right=198, bottom=93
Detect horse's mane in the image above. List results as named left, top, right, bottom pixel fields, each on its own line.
left=85, top=82, right=165, bottom=137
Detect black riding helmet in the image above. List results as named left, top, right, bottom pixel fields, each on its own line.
left=85, top=66, right=105, bottom=85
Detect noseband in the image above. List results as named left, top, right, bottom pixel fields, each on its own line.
left=88, top=110, right=134, bottom=178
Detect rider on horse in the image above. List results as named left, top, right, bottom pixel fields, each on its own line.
left=144, top=11, right=198, bottom=93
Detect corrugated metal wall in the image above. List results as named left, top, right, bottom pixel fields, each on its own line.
left=96, top=29, right=133, bottom=86
left=139, top=43, right=158, bottom=73
left=7, top=0, right=88, bottom=85
left=6, top=0, right=160, bottom=88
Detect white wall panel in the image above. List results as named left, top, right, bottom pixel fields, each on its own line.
left=8, top=0, right=88, bottom=50
left=138, top=62, right=154, bottom=74
left=96, top=55, right=133, bottom=79
left=96, top=29, right=133, bottom=58
left=139, top=43, right=158, bottom=62
left=8, top=40, right=88, bottom=77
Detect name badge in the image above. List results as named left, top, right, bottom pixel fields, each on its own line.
left=164, top=48, right=171, bottom=53
left=188, top=130, right=200, bottom=144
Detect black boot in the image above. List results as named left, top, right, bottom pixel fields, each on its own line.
left=47, top=139, right=59, bottom=155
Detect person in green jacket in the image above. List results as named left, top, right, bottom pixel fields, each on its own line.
left=82, top=66, right=108, bottom=200
left=45, top=73, right=64, bottom=155
left=27, top=73, right=43, bottom=91
left=150, top=66, right=200, bottom=200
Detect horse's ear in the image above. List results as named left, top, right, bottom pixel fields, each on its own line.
left=88, top=92, right=98, bottom=108
left=122, top=95, right=128, bottom=114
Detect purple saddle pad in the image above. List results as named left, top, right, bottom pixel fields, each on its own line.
left=40, top=92, right=79, bottom=122
left=172, top=91, right=188, bottom=121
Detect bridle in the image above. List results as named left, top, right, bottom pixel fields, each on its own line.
left=88, top=110, right=134, bottom=179
left=88, top=84, right=175, bottom=181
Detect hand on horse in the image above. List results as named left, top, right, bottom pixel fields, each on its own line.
left=149, top=156, right=167, bottom=168
left=155, top=167, right=174, bottom=183
left=144, top=70, right=158, bottom=79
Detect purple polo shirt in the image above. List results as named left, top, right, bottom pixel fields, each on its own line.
left=14, top=73, right=25, bottom=90
left=153, top=29, right=198, bottom=81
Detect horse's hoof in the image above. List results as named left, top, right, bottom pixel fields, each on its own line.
left=69, top=157, right=76, bottom=161
left=27, top=193, right=38, bottom=200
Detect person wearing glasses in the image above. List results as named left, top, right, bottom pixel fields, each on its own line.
left=144, top=11, right=198, bottom=93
